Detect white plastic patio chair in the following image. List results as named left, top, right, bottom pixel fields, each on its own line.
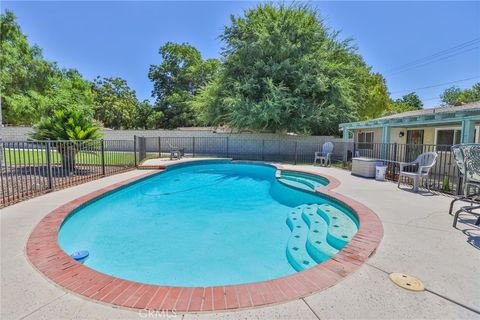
left=397, top=152, right=438, bottom=192
left=314, top=142, right=334, bottom=167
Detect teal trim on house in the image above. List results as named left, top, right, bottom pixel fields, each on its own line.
left=461, top=119, right=475, bottom=143
left=340, top=102, right=480, bottom=145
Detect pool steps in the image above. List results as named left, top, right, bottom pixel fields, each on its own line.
left=286, top=204, right=358, bottom=271
left=277, top=171, right=327, bottom=192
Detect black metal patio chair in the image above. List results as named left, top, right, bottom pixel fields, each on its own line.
left=168, top=143, right=185, bottom=160
left=449, top=144, right=480, bottom=228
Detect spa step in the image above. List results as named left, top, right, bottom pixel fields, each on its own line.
left=278, top=172, right=326, bottom=192
left=301, top=206, right=339, bottom=263
left=316, top=204, right=358, bottom=249
left=286, top=206, right=317, bottom=271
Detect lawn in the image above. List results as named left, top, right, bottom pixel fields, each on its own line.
left=2, top=149, right=136, bottom=166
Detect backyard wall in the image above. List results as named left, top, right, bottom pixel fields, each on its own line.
left=1, top=126, right=340, bottom=141
left=1, top=126, right=351, bottom=161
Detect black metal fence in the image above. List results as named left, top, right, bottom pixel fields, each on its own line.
left=134, top=136, right=349, bottom=164
left=354, top=142, right=462, bottom=194
left=135, top=136, right=462, bottom=195
left=1, top=140, right=135, bottom=206
left=1, top=137, right=464, bottom=207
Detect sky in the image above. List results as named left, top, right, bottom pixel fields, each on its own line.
left=2, top=1, right=480, bottom=108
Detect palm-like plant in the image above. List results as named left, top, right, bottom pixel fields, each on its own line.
left=30, top=109, right=103, bottom=173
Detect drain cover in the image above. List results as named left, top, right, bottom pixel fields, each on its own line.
left=389, top=273, right=425, bottom=291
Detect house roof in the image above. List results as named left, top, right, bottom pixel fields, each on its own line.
left=340, top=101, right=480, bottom=129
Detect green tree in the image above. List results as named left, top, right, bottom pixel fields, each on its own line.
left=148, top=42, right=220, bottom=129
left=388, top=92, right=423, bottom=114
left=44, top=68, right=94, bottom=117
left=400, top=92, right=423, bottom=110
left=193, top=4, right=387, bottom=135
left=29, top=109, right=102, bottom=173
left=356, top=73, right=391, bottom=120
left=133, top=100, right=164, bottom=129
left=0, top=10, right=55, bottom=124
left=441, top=83, right=480, bottom=105
left=1, top=11, right=95, bottom=125
left=92, top=77, right=141, bottom=129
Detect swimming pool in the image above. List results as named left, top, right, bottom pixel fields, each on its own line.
left=58, top=161, right=359, bottom=287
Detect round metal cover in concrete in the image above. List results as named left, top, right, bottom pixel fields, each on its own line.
left=389, top=273, right=425, bottom=291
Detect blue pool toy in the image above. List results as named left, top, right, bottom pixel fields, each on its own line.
left=70, top=250, right=89, bottom=261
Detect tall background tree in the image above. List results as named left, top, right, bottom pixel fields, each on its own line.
left=148, top=42, right=220, bottom=129
left=388, top=92, right=424, bottom=114
left=440, top=83, right=480, bottom=105
left=356, top=73, right=391, bottom=120
left=92, top=76, right=147, bottom=129
left=1, top=10, right=55, bottom=124
left=4, top=5, right=422, bottom=135
left=192, top=4, right=390, bottom=135
left=1, top=11, right=94, bottom=125
left=1, top=11, right=152, bottom=130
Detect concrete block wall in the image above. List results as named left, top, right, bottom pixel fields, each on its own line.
left=1, top=126, right=349, bottom=162
left=1, top=126, right=33, bottom=141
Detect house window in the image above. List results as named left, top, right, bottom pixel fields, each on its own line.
left=436, top=129, right=461, bottom=151
left=357, top=131, right=374, bottom=150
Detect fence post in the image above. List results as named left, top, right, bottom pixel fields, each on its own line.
left=101, top=139, right=106, bottom=176
left=262, top=139, right=265, bottom=161
left=294, top=141, right=298, bottom=165
left=393, top=143, right=398, bottom=162
left=226, top=137, right=229, bottom=158
left=192, top=137, right=196, bottom=158
left=46, top=140, right=53, bottom=190
left=158, top=137, right=161, bottom=158
left=133, top=135, right=137, bottom=167
left=391, top=142, right=398, bottom=181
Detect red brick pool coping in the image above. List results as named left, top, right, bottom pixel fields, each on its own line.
left=26, top=161, right=383, bottom=313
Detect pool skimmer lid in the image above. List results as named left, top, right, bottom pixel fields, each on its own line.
left=389, top=273, right=425, bottom=291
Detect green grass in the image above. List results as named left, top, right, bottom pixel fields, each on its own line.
left=3, top=149, right=136, bottom=166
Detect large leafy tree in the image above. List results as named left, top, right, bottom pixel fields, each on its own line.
left=133, top=100, right=164, bottom=129
left=441, top=83, right=480, bottom=105
left=1, top=10, right=55, bottom=124
left=388, top=92, right=423, bottom=114
left=356, top=73, right=391, bottom=120
left=1, top=11, right=94, bottom=125
left=193, top=4, right=389, bottom=135
left=92, top=76, right=141, bottom=129
left=44, top=68, right=94, bottom=117
left=400, top=92, right=423, bottom=110
left=148, top=42, right=220, bottom=128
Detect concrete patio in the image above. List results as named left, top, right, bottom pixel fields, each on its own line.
left=1, top=165, right=479, bottom=320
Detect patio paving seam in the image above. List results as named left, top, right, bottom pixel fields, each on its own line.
left=379, top=219, right=457, bottom=233
left=424, top=289, right=480, bottom=315
left=17, top=292, right=67, bottom=320
left=404, top=210, right=452, bottom=226
left=300, top=298, right=322, bottom=320
left=364, top=262, right=480, bottom=315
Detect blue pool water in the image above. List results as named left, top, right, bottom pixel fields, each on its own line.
left=58, top=161, right=358, bottom=286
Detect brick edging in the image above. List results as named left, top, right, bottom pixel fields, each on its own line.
left=26, top=162, right=383, bottom=313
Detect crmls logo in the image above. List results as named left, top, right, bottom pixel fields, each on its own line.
left=138, top=309, right=178, bottom=318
